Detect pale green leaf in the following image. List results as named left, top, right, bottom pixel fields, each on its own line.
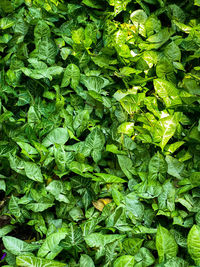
left=134, top=247, right=155, bottom=266
left=37, top=232, right=66, bottom=259
left=16, top=255, right=66, bottom=267
left=0, top=225, right=15, bottom=238
left=113, top=255, right=135, bottom=267
left=9, top=195, right=21, bottom=218
left=83, top=128, right=105, bottom=162
left=118, top=122, right=134, bottom=136
left=80, top=254, right=95, bottom=267
left=24, top=162, right=43, bottom=182
left=85, top=233, right=125, bottom=248
left=3, top=236, right=39, bottom=256
left=26, top=202, right=54, bottom=212
left=80, top=75, right=110, bottom=93
left=0, top=17, right=15, bottom=29
left=17, top=142, right=38, bottom=155
left=42, top=128, right=69, bottom=147
left=187, top=225, right=200, bottom=265
left=194, top=0, right=200, bottom=6
left=153, top=79, right=182, bottom=107
left=156, top=225, right=178, bottom=263
left=125, top=193, right=144, bottom=220
left=154, top=115, right=177, bottom=150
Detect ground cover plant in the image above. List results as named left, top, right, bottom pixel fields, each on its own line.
left=0, top=0, right=200, bottom=266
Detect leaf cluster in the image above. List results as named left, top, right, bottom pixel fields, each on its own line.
left=0, top=0, right=200, bottom=266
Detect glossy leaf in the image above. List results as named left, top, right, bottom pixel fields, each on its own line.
left=3, top=236, right=39, bottom=255
left=156, top=225, right=178, bottom=262
left=0, top=0, right=200, bottom=266
left=113, top=255, right=135, bottom=267
left=24, top=162, right=43, bottom=182
left=42, top=128, right=69, bottom=147
left=80, top=254, right=95, bottom=267
left=16, top=255, right=66, bottom=267
left=61, top=64, right=80, bottom=89
left=153, top=79, right=182, bottom=107
left=187, top=225, right=200, bottom=265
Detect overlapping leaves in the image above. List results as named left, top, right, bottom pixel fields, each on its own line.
left=0, top=0, right=200, bottom=266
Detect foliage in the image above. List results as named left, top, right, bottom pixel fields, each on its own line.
left=0, top=0, right=200, bottom=266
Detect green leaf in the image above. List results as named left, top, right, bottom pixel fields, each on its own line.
left=54, top=145, right=73, bottom=173
left=153, top=79, right=182, bottom=107
left=3, top=236, right=39, bottom=255
left=83, top=128, right=105, bottom=162
left=164, top=42, right=181, bottom=62
left=42, top=128, right=69, bottom=147
left=61, top=64, right=80, bottom=89
left=26, top=202, right=54, bottom=212
left=22, top=65, right=64, bottom=81
left=134, top=247, right=155, bottom=266
left=125, top=193, right=144, bottom=221
left=161, top=257, right=189, bottom=267
left=0, top=225, right=15, bottom=238
left=166, top=141, right=185, bottom=153
left=82, top=0, right=102, bottom=9
left=194, top=0, right=200, bottom=6
left=9, top=195, right=21, bottom=218
left=156, top=225, right=178, bottom=263
left=46, top=180, right=69, bottom=203
left=69, top=161, right=93, bottom=175
left=16, top=255, right=66, bottom=267
left=117, top=155, right=134, bottom=179
left=123, top=238, right=143, bottom=255
left=37, top=232, right=66, bottom=259
left=156, top=59, right=174, bottom=82
left=113, top=255, right=135, bottom=267
left=112, top=188, right=124, bottom=206
left=24, top=162, right=43, bottom=182
left=165, top=156, right=185, bottom=180
left=158, top=180, right=175, bottom=211
left=85, top=233, right=125, bottom=248
left=47, top=66, right=63, bottom=77
left=60, top=224, right=83, bottom=250
left=80, top=75, right=110, bottom=94
left=118, top=122, right=134, bottom=136
left=37, top=38, right=57, bottom=65
left=108, top=0, right=132, bottom=14
left=153, top=115, right=177, bottom=150
left=0, top=17, right=15, bottom=29
left=119, top=94, right=145, bottom=114
left=187, top=225, right=200, bottom=265
left=130, top=9, right=147, bottom=37
left=0, top=179, right=6, bottom=191
left=72, top=27, right=85, bottom=44
left=147, top=28, right=170, bottom=46
left=8, top=154, right=25, bottom=175
left=149, top=152, right=167, bottom=177
left=93, top=173, right=126, bottom=183
left=190, top=172, right=200, bottom=186
left=34, top=21, right=51, bottom=41
left=17, top=142, right=38, bottom=155
left=136, top=180, right=162, bottom=199
left=80, top=254, right=95, bottom=267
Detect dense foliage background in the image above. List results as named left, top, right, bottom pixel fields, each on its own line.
left=0, top=0, right=200, bottom=266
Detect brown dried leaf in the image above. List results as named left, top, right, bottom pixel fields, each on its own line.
left=92, top=198, right=112, bottom=211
